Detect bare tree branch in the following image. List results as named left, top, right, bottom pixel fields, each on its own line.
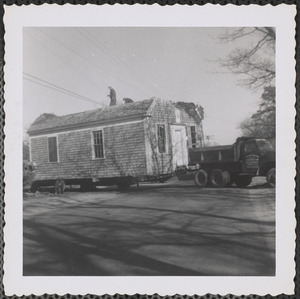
left=219, top=27, right=275, bottom=90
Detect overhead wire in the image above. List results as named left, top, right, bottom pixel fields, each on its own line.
left=24, top=73, right=102, bottom=107
left=24, top=30, right=106, bottom=106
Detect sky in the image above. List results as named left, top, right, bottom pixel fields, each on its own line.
left=23, top=27, right=267, bottom=145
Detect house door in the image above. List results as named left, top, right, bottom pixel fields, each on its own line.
left=171, top=125, right=188, bottom=170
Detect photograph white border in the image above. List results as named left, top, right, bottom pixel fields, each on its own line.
left=3, top=4, right=296, bottom=296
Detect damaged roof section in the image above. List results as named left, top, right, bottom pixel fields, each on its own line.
left=175, top=102, right=204, bottom=123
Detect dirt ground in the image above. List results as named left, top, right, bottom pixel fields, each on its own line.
left=23, top=177, right=275, bottom=276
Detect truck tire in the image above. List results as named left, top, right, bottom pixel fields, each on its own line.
left=226, top=174, right=234, bottom=187
left=209, top=169, right=230, bottom=188
left=194, top=169, right=208, bottom=188
left=234, top=175, right=252, bottom=188
left=266, top=168, right=275, bottom=188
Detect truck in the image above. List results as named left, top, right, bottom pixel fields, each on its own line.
left=175, top=137, right=275, bottom=188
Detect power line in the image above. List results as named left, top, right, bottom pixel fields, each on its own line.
left=24, top=30, right=107, bottom=106
left=24, top=72, right=101, bottom=105
left=24, top=73, right=102, bottom=106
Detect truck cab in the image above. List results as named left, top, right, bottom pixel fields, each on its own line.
left=237, top=138, right=275, bottom=176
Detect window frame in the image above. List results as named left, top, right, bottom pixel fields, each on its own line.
left=92, top=129, right=105, bottom=159
left=157, top=124, right=167, bottom=154
left=47, top=135, right=59, bottom=163
left=190, top=126, right=197, bottom=148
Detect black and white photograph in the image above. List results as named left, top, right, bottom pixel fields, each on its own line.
left=3, top=4, right=296, bottom=296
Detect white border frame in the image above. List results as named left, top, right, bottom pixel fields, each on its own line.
left=3, top=4, right=296, bottom=296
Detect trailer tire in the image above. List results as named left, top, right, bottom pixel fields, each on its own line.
left=117, top=182, right=131, bottom=191
left=54, top=179, right=65, bottom=194
left=234, top=175, right=252, bottom=188
left=80, top=181, right=94, bottom=192
left=209, top=169, right=230, bottom=188
left=116, top=177, right=133, bottom=191
left=30, top=181, right=39, bottom=193
left=194, top=169, right=208, bottom=188
left=266, top=168, right=275, bottom=188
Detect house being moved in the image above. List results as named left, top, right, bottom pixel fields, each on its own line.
left=27, top=98, right=204, bottom=191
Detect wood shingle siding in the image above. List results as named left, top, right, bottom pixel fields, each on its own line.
left=30, top=122, right=146, bottom=180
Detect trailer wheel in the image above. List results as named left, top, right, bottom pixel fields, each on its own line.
left=116, top=177, right=133, bottom=191
left=234, top=175, right=252, bottom=188
left=80, top=181, right=94, bottom=192
left=209, top=169, right=230, bottom=188
left=194, top=169, right=208, bottom=188
left=30, top=181, right=39, bottom=193
left=54, top=179, right=65, bottom=194
left=117, top=182, right=131, bottom=191
left=266, top=168, right=275, bottom=188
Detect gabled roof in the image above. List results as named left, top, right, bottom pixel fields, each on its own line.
left=28, top=98, right=155, bottom=135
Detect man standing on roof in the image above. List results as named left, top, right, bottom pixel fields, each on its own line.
left=108, top=86, right=117, bottom=106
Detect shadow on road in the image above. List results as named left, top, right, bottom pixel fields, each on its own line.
left=23, top=191, right=275, bottom=276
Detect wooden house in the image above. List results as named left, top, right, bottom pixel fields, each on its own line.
left=27, top=98, right=204, bottom=191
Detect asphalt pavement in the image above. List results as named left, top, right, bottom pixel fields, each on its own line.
left=23, top=177, right=275, bottom=276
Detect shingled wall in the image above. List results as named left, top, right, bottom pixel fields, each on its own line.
left=145, top=99, right=204, bottom=175
left=30, top=121, right=147, bottom=180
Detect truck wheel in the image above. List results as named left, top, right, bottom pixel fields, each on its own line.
left=226, top=174, right=234, bottom=187
left=266, top=168, right=275, bottom=188
left=234, top=176, right=252, bottom=188
left=194, top=169, right=208, bottom=188
left=209, top=169, right=230, bottom=188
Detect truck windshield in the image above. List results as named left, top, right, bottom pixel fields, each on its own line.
left=256, top=139, right=274, bottom=153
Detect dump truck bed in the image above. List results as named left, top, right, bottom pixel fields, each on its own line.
left=189, top=145, right=234, bottom=164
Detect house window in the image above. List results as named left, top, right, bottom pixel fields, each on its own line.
left=157, top=124, right=166, bottom=153
left=190, top=126, right=197, bottom=148
left=48, top=136, right=58, bottom=162
left=93, top=130, right=104, bottom=158
left=175, top=109, right=181, bottom=123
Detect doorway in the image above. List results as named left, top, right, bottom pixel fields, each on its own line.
left=171, top=125, right=188, bottom=170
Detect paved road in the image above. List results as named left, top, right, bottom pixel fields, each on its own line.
left=23, top=177, right=275, bottom=276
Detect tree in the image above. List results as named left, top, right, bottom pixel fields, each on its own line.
left=220, top=27, right=275, bottom=90
left=219, top=27, right=276, bottom=141
left=239, top=86, right=275, bottom=142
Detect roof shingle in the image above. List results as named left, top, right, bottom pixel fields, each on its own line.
left=28, top=98, right=155, bottom=135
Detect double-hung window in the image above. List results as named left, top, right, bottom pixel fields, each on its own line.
left=48, top=136, right=58, bottom=162
left=190, top=126, right=197, bottom=148
left=93, top=130, right=104, bottom=158
left=157, top=124, right=166, bottom=153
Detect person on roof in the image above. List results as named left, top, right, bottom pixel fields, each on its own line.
left=108, top=86, right=117, bottom=106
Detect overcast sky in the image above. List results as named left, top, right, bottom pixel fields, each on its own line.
left=23, top=27, right=266, bottom=145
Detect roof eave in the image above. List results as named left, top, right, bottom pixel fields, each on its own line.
left=28, top=114, right=148, bottom=137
